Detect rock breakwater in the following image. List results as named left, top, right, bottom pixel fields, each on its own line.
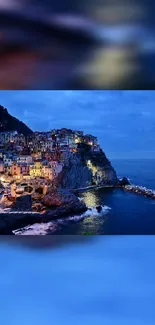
left=124, top=185, right=155, bottom=199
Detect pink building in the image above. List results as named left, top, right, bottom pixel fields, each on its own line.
left=11, top=163, right=30, bottom=177
left=10, top=163, right=21, bottom=177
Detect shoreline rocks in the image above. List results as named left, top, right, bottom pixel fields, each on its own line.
left=0, top=189, right=87, bottom=234
left=42, top=188, right=87, bottom=220
left=117, top=177, right=130, bottom=187
left=96, top=205, right=102, bottom=213
left=42, top=188, right=85, bottom=206
left=0, top=195, right=15, bottom=209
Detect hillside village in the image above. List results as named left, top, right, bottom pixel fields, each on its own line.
left=0, top=128, right=100, bottom=185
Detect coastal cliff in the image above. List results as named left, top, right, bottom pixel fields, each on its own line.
left=53, top=154, right=92, bottom=189
left=0, top=105, right=33, bottom=136
left=53, top=144, right=118, bottom=189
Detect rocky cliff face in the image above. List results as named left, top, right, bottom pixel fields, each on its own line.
left=53, top=153, right=92, bottom=189
left=85, top=149, right=118, bottom=186
left=53, top=145, right=118, bottom=189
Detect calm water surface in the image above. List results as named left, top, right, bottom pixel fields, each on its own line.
left=113, top=159, right=155, bottom=190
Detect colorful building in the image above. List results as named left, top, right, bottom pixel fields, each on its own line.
left=29, top=160, right=42, bottom=177
left=42, top=166, right=53, bottom=180
left=20, top=164, right=30, bottom=176
left=10, top=163, right=21, bottom=178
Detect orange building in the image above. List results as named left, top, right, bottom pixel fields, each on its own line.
left=42, top=166, right=53, bottom=180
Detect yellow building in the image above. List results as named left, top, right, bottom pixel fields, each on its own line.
left=29, top=160, right=42, bottom=177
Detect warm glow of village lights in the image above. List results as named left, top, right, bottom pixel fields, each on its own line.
left=0, top=127, right=100, bottom=185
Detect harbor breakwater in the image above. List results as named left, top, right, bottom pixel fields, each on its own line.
left=124, top=185, right=155, bottom=199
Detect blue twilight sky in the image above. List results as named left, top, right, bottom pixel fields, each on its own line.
left=0, top=90, right=155, bottom=159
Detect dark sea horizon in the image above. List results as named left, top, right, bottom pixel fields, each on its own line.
left=14, top=158, right=155, bottom=235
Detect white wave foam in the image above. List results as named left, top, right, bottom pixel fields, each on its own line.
left=13, top=205, right=111, bottom=235
left=118, top=176, right=131, bottom=182
left=82, top=205, right=111, bottom=217
left=13, top=222, right=57, bottom=235
left=0, top=207, right=11, bottom=212
left=58, top=215, right=84, bottom=223
left=57, top=206, right=111, bottom=223
left=14, top=213, right=86, bottom=235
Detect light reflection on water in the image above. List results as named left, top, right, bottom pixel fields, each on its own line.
left=0, top=236, right=155, bottom=325
left=81, top=190, right=100, bottom=207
